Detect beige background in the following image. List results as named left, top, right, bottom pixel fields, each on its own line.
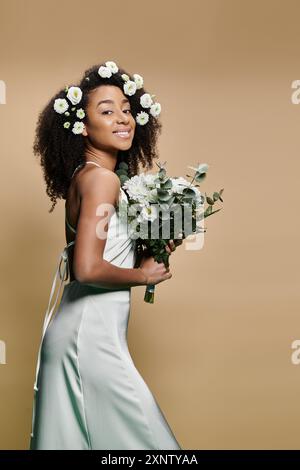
left=0, top=0, right=300, bottom=450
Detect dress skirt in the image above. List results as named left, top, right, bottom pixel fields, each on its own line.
left=29, top=280, right=181, bottom=450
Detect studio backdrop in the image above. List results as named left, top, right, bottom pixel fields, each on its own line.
left=0, top=0, right=299, bottom=450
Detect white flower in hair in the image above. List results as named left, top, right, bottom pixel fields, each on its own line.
left=76, top=108, right=85, bottom=119
left=136, top=111, right=149, bottom=125
left=140, top=93, right=153, bottom=108
left=66, top=86, right=83, bottom=105
left=54, top=98, right=69, bottom=114
left=133, top=73, right=143, bottom=89
left=150, top=102, right=161, bottom=117
left=72, top=121, right=85, bottom=135
left=121, top=73, right=130, bottom=82
left=105, top=61, right=118, bottom=73
left=123, top=80, right=137, bottom=96
left=63, top=122, right=71, bottom=129
left=98, top=65, right=112, bottom=78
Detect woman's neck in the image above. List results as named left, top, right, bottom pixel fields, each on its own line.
left=84, top=140, right=117, bottom=172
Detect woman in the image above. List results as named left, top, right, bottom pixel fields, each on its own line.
left=29, top=60, right=182, bottom=450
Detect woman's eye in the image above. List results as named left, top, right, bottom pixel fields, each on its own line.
left=102, top=109, right=131, bottom=115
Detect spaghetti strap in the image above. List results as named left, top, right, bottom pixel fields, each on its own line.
left=65, top=214, right=77, bottom=234
left=71, top=160, right=102, bottom=179
left=85, top=160, right=102, bottom=168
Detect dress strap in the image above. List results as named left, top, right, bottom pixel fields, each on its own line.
left=71, top=160, right=102, bottom=179
left=65, top=214, right=77, bottom=234
left=85, top=160, right=102, bottom=168
left=30, top=240, right=75, bottom=440
left=32, top=240, right=75, bottom=393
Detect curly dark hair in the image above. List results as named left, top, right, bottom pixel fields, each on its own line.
left=33, top=62, right=162, bottom=213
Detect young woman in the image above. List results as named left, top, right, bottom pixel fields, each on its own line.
left=29, top=60, right=182, bottom=450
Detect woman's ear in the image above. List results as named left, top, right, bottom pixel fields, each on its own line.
left=82, top=125, right=88, bottom=137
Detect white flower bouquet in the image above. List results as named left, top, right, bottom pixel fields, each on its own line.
left=116, top=161, right=224, bottom=303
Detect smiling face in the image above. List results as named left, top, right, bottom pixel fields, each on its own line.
left=82, top=85, right=136, bottom=152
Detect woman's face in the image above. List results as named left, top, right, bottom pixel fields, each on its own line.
left=82, top=85, right=136, bottom=152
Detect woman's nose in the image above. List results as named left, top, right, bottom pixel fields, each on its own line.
left=116, top=109, right=129, bottom=123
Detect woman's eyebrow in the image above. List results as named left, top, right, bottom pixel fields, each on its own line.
left=97, top=98, right=130, bottom=107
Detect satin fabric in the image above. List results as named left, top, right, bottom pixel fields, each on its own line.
left=29, top=183, right=181, bottom=450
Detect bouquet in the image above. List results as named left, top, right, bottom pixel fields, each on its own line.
left=116, top=160, right=224, bottom=303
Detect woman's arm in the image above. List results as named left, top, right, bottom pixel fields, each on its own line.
left=72, top=167, right=147, bottom=289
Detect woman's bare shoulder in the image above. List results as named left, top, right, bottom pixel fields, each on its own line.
left=77, top=165, right=121, bottom=204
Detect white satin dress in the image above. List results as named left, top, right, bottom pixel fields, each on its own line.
left=29, top=161, right=181, bottom=450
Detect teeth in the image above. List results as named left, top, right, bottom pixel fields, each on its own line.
left=115, top=131, right=129, bottom=136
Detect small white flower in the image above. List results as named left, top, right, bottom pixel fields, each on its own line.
left=123, top=80, right=137, bottom=96
left=133, top=73, right=143, bottom=89
left=54, top=98, right=69, bottom=114
left=76, top=108, right=85, bottom=119
left=98, top=65, right=112, bottom=78
left=140, top=93, right=153, bottom=108
left=64, top=111, right=70, bottom=116
left=66, top=86, right=82, bottom=105
left=105, top=61, right=118, bottom=73
left=136, top=111, right=149, bottom=125
left=121, top=73, right=130, bottom=82
left=72, top=121, right=85, bottom=135
left=141, top=172, right=156, bottom=187
left=137, top=204, right=158, bottom=223
left=63, top=121, right=71, bottom=129
left=123, top=175, right=148, bottom=202
left=150, top=102, right=161, bottom=117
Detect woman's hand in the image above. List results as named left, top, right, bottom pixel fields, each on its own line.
left=139, top=256, right=172, bottom=286
left=165, top=238, right=183, bottom=255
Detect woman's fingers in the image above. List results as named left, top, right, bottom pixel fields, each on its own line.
left=165, top=245, right=172, bottom=254
left=165, top=239, right=177, bottom=254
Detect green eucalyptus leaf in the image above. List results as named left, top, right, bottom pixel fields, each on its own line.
left=116, top=168, right=128, bottom=176
left=159, top=168, right=167, bottom=179
left=119, top=174, right=129, bottom=184
left=204, top=208, right=222, bottom=218
left=182, top=187, right=197, bottom=197
left=206, top=196, right=215, bottom=205
left=195, top=172, right=207, bottom=183
left=161, top=179, right=173, bottom=190
left=119, top=162, right=129, bottom=170
left=205, top=205, right=212, bottom=216
left=157, top=189, right=172, bottom=202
